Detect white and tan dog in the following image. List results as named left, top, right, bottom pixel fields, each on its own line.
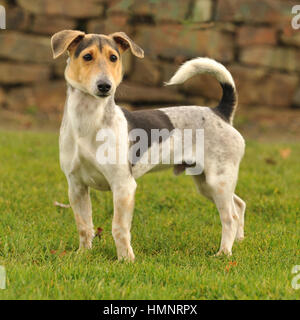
left=51, top=30, right=246, bottom=261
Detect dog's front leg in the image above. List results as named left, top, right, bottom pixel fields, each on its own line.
left=68, top=178, right=94, bottom=250
left=112, top=178, right=137, bottom=262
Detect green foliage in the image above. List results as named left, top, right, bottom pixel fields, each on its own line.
left=0, top=131, right=299, bottom=299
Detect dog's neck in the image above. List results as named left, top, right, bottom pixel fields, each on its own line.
left=65, top=84, right=116, bottom=137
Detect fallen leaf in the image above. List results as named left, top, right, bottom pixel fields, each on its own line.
left=59, top=251, right=67, bottom=257
left=265, top=158, right=276, bottom=165
left=225, top=261, right=238, bottom=272
left=50, top=250, right=67, bottom=257
left=95, top=227, right=103, bottom=238
left=279, top=148, right=291, bottom=159
left=54, top=201, right=71, bottom=208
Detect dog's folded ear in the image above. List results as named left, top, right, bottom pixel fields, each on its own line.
left=110, top=32, right=144, bottom=58
left=51, top=30, right=85, bottom=59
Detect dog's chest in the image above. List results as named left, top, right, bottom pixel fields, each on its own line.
left=77, top=148, right=111, bottom=191
left=65, top=136, right=111, bottom=191
left=60, top=117, right=111, bottom=191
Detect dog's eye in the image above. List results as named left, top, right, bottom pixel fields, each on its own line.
left=110, top=54, right=117, bottom=62
left=83, top=53, right=93, bottom=61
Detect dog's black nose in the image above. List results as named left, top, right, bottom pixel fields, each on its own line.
left=97, top=81, right=111, bottom=94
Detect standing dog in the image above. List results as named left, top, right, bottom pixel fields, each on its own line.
left=51, top=30, right=246, bottom=261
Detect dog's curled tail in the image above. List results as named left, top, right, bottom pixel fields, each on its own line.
left=165, top=57, right=237, bottom=124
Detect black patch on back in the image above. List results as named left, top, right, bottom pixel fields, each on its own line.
left=214, top=83, right=236, bottom=123
left=121, top=108, right=175, bottom=165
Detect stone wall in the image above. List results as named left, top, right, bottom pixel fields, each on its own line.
left=0, top=0, right=300, bottom=116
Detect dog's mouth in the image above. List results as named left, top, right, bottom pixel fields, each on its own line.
left=96, top=93, right=110, bottom=98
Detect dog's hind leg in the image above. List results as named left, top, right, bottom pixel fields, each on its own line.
left=111, top=177, right=137, bottom=262
left=68, top=178, right=94, bottom=250
left=207, top=167, right=240, bottom=256
left=233, top=194, right=246, bottom=241
left=192, top=166, right=239, bottom=256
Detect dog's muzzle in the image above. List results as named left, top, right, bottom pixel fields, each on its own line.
left=96, top=80, right=112, bottom=97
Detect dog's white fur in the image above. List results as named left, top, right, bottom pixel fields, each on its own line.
left=54, top=32, right=245, bottom=261
left=165, top=57, right=236, bottom=124
left=166, top=57, right=235, bottom=87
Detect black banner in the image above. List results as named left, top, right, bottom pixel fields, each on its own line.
left=0, top=300, right=296, bottom=318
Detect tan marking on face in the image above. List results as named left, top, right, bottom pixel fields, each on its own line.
left=102, top=43, right=123, bottom=86
left=65, top=35, right=123, bottom=94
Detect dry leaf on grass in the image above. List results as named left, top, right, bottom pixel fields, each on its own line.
left=59, top=251, right=67, bottom=257
left=225, top=261, right=238, bottom=272
left=95, top=227, right=103, bottom=238
left=50, top=250, right=67, bottom=257
left=279, top=148, right=291, bottom=159
left=265, top=158, right=277, bottom=165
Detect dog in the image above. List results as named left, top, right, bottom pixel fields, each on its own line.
left=51, top=30, right=246, bottom=261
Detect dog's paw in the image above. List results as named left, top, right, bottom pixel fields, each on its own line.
left=235, top=235, right=245, bottom=242
left=78, top=240, right=93, bottom=251
left=117, top=247, right=135, bottom=262
left=214, top=249, right=232, bottom=257
left=118, top=256, right=135, bottom=263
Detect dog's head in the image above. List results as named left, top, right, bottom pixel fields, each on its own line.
left=51, top=30, right=144, bottom=98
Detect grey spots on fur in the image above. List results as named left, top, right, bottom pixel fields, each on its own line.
left=101, top=97, right=115, bottom=126
left=217, top=121, right=224, bottom=129
left=217, top=168, right=225, bottom=176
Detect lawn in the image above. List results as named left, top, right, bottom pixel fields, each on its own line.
left=0, top=130, right=299, bottom=299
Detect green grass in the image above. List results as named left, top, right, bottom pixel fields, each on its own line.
left=0, top=130, right=299, bottom=299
